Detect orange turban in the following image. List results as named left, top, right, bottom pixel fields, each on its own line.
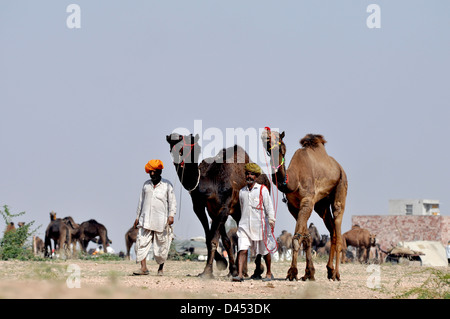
left=145, top=159, right=164, bottom=173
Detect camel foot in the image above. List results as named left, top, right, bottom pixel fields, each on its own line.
left=227, top=265, right=238, bottom=278
left=251, top=264, right=264, bottom=279
left=326, top=266, right=340, bottom=281
left=286, top=267, right=298, bottom=281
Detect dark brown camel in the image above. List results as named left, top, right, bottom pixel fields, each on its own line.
left=77, top=219, right=111, bottom=253
left=125, top=226, right=138, bottom=260
left=166, top=133, right=271, bottom=278
left=44, top=211, right=72, bottom=258
left=342, top=225, right=376, bottom=264
left=261, top=129, right=348, bottom=281
left=309, top=223, right=328, bottom=253
left=62, top=216, right=81, bottom=253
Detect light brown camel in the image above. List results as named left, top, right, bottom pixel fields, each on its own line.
left=166, top=133, right=271, bottom=278
left=4, top=222, right=16, bottom=234
left=342, top=225, right=376, bottom=264
left=125, top=226, right=138, bottom=260
left=44, top=211, right=72, bottom=258
left=33, top=236, right=45, bottom=255
left=277, top=230, right=293, bottom=261
left=261, top=129, right=348, bottom=281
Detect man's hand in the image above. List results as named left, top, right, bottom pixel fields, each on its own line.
left=269, top=219, right=275, bottom=232
left=168, top=216, right=174, bottom=225
left=133, top=219, right=139, bottom=229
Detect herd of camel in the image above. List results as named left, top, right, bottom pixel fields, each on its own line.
left=28, top=211, right=113, bottom=258
left=5, top=128, right=380, bottom=283
left=276, top=223, right=379, bottom=264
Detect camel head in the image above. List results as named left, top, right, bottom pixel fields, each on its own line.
left=166, top=133, right=201, bottom=166
left=260, top=128, right=286, bottom=167
left=50, top=211, right=57, bottom=221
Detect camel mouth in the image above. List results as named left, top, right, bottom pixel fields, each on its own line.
left=260, top=131, right=273, bottom=153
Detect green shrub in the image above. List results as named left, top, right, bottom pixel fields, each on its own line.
left=0, top=205, right=40, bottom=260
left=395, top=268, right=450, bottom=299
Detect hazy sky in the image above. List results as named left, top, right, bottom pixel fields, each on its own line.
left=1, top=1, right=449, bottom=254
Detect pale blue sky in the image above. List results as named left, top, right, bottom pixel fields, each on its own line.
left=1, top=1, right=449, bottom=253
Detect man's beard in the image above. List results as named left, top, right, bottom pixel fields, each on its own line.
left=246, top=177, right=255, bottom=184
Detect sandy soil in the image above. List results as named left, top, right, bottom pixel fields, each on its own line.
left=0, top=258, right=448, bottom=300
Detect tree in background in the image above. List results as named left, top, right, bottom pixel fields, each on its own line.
left=0, top=205, right=39, bottom=260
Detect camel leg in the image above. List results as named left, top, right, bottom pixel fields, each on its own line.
left=44, top=236, right=51, bottom=258
left=316, top=197, right=339, bottom=280
left=287, top=197, right=314, bottom=281
left=191, top=200, right=213, bottom=278
left=200, top=211, right=227, bottom=279
left=66, top=231, right=72, bottom=259
left=301, top=231, right=315, bottom=281
left=100, top=231, right=108, bottom=253
left=330, top=179, right=346, bottom=281
left=219, top=223, right=235, bottom=276
left=252, top=254, right=264, bottom=279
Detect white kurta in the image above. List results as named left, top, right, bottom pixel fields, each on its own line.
left=238, top=183, right=275, bottom=241
left=136, top=178, right=177, bottom=232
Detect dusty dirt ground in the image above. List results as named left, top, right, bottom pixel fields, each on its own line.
left=0, top=258, right=448, bottom=299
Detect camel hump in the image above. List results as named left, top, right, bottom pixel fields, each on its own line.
left=300, top=134, right=327, bottom=148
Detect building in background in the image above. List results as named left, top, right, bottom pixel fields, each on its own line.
left=351, top=199, right=449, bottom=252
left=389, top=199, right=440, bottom=216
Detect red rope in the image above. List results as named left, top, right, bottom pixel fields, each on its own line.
left=256, top=185, right=278, bottom=254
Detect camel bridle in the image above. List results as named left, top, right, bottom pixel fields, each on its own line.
left=171, top=136, right=201, bottom=193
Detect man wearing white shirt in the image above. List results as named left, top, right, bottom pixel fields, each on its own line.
left=233, top=163, right=275, bottom=282
left=133, top=159, right=176, bottom=276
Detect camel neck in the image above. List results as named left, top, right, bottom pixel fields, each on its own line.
left=175, top=163, right=200, bottom=192
left=271, top=158, right=292, bottom=193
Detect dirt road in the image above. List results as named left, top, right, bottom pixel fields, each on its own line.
left=0, top=258, right=448, bottom=299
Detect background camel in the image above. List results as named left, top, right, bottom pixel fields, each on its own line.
left=308, top=223, right=328, bottom=253
left=44, top=211, right=71, bottom=258
left=166, top=133, right=271, bottom=278
left=62, top=216, right=81, bottom=254
left=261, top=129, right=348, bottom=281
left=277, top=230, right=293, bottom=261
left=33, top=236, right=45, bottom=256
left=4, top=222, right=15, bottom=235
left=342, top=225, right=376, bottom=264
left=76, top=219, right=111, bottom=253
left=125, top=226, right=138, bottom=260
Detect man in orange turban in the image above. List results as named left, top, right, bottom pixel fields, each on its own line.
left=133, top=159, right=176, bottom=276
left=145, top=159, right=164, bottom=173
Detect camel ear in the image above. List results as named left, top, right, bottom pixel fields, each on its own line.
left=280, top=131, right=285, bottom=139
left=194, top=134, right=200, bottom=143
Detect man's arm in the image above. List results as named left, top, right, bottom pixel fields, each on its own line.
left=167, top=182, right=177, bottom=225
